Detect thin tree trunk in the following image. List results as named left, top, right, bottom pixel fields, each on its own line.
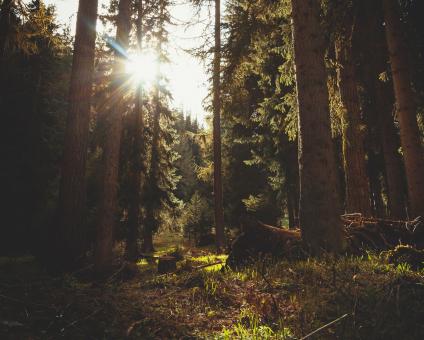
left=213, top=0, right=225, bottom=251
left=335, top=27, right=371, bottom=216
left=383, top=0, right=424, bottom=217
left=376, top=81, right=406, bottom=219
left=94, top=0, right=131, bottom=273
left=142, top=1, right=165, bottom=254
left=56, top=0, right=98, bottom=269
left=291, top=0, right=344, bottom=254
left=125, top=0, right=144, bottom=261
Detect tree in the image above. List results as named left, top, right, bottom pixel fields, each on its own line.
left=94, top=0, right=132, bottom=273
left=0, top=0, right=13, bottom=62
left=383, top=0, right=424, bottom=217
left=125, top=0, right=144, bottom=261
left=213, top=0, right=225, bottom=251
left=335, top=9, right=371, bottom=215
left=142, top=0, right=180, bottom=253
left=56, top=0, right=98, bottom=269
left=291, top=0, right=344, bottom=253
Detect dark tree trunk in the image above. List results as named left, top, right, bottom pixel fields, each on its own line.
left=0, top=0, right=13, bottom=61
left=291, top=0, right=344, bottom=253
left=213, top=0, right=225, bottom=251
left=94, top=0, right=132, bottom=273
left=383, top=0, right=424, bottom=217
left=284, top=141, right=299, bottom=229
left=56, top=0, right=98, bottom=269
left=376, top=81, right=406, bottom=219
left=125, top=0, right=144, bottom=261
left=335, top=20, right=371, bottom=215
left=368, top=152, right=386, bottom=217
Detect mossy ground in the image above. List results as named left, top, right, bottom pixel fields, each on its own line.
left=1, top=233, right=423, bottom=339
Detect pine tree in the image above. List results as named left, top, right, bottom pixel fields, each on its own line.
left=335, top=8, right=371, bottom=215
left=125, top=0, right=145, bottom=261
left=383, top=0, right=424, bottom=217
left=56, top=0, right=98, bottom=269
left=291, top=0, right=344, bottom=253
left=94, top=0, right=132, bottom=273
left=213, top=0, right=225, bottom=251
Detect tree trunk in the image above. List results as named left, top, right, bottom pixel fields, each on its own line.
left=376, top=81, right=406, bottom=219
left=335, top=29, right=371, bottom=216
left=291, top=0, right=344, bottom=254
left=284, top=141, right=299, bottom=229
left=126, top=0, right=144, bottom=261
left=94, top=0, right=131, bottom=273
left=56, top=0, right=98, bottom=269
left=0, top=0, right=13, bottom=62
left=368, top=151, right=386, bottom=217
left=383, top=0, right=424, bottom=217
left=213, top=0, right=225, bottom=252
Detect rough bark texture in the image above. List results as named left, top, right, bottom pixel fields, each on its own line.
left=291, top=0, right=344, bottom=253
left=336, top=27, right=371, bottom=216
left=213, top=0, right=225, bottom=251
left=376, top=81, right=406, bottom=219
left=383, top=0, right=424, bottom=217
left=56, top=0, right=98, bottom=269
left=94, top=0, right=131, bottom=273
left=125, top=0, right=144, bottom=261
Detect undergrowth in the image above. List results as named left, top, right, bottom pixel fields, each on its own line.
left=1, top=248, right=423, bottom=339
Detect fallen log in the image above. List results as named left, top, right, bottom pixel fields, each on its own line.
left=226, top=218, right=303, bottom=269
left=226, top=215, right=424, bottom=269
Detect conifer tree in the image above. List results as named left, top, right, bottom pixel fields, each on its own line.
left=57, top=0, right=98, bottom=269
left=383, top=0, right=424, bottom=217
left=94, top=0, right=132, bottom=273
left=291, top=0, right=344, bottom=253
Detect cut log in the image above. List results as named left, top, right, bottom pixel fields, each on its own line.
left=157, top=256, right=177, bottom=274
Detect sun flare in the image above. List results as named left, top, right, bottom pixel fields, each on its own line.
left=126, top=51, right=159, bottom=88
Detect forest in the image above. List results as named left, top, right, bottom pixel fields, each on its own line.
left=1, top=0, right=424, bottom=338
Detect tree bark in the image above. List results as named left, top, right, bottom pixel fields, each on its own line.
left=56, top=0, right=98, bottom=269
left=383, top=0, right=424, bottom=217
left=376, top=81, right=406, bottom=219
left=94, top=0, right=131, bottom=273
left=0, top=0, right=13, bottom=62
left=335, top=26, right=371, bottom=216
left=213, top=0, right=225, bottom=251
left=125, top=0, right=144, bottom=261
left=291, top=0, right=344, bottom=254
left=368, top=151, right=386, bottom=217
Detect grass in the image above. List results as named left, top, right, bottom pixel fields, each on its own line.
left=1, top=235, right=423, bottom=339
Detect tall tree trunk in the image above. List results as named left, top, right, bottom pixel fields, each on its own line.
left=56, top=0, right=98, bottom=269
left=94, top=0, right=131, bottom=273
left=376, top=81, right=406, bottom=219
left=213, top=0, right=225, bottom=251
left=125, top=0, right=144, bottom=261
left=335, top=24, right=371, bottom=216
left=0, top=0, right=13, bottom=62
left=291, top=0, right=344, bottom=253
left=383, top=0, right=424, bottom=217
left=142, top=1, right=165, bottom=254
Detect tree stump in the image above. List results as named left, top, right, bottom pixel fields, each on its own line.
left=158, top=256, right=177, bottom=274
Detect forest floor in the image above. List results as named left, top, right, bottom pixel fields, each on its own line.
left=1, top=233, right=424, bottom=339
